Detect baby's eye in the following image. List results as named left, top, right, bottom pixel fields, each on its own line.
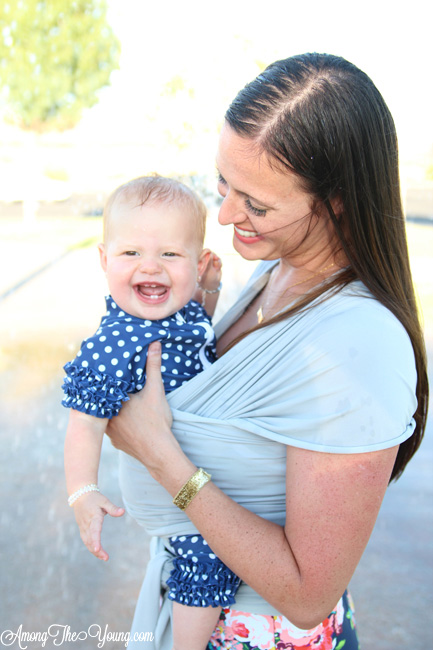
left=162, top=252, right=178, bottom=258
left=124, top=250, right=138, bottom=256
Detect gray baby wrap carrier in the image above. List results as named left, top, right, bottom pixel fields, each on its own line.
left=119, top=261, right=417, bottom=648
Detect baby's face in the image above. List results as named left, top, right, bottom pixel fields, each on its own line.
left=99, top=199, right=206, bottom=320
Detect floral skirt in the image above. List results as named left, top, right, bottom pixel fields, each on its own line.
left=207, top=590, right=358, bottom=650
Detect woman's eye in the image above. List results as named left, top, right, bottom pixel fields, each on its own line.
left=217, top=173, right=228, bottom=198
left=245, top=198, right=267, bottom=217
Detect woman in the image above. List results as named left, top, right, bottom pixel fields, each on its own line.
left=108, top=53, right=428, bottom=649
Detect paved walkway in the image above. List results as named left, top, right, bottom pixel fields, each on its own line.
left=0, top=214, right=432, bottom=649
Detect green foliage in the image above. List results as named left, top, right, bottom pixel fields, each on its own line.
left=0, top=0, right=120, bottom=132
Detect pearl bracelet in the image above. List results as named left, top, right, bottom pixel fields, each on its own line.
left=172, top=468, right=212, bottom=511
left=201, top=281, right=222, bottom=294
left=68, top=484, right=100, bottom=507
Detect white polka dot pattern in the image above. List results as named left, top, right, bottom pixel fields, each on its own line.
left=62, top=296, right=217, bottom=419
left=167, top=533, right=241, bottom=607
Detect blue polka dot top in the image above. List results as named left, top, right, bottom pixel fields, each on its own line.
left=62, top=296, right=217, bottom=419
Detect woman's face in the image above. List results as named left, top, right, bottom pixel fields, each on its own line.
left=216, top=124, right=334, bottom=265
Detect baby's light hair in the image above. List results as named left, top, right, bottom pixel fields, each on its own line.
left=103, top=175, right=207, bottom=245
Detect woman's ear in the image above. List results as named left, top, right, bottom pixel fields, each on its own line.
left=98, top=243, right=107, bottom=273
left=329, top=193, right=344, bottom=217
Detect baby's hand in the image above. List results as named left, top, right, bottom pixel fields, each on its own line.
left=195, top=250, right=222, bottom=317
left=71, top=491, right=124, bottom=561
left=199, top=249, right=222, bottom=292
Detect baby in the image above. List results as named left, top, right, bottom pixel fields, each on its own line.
left=62, top=176, right=240, bottom=650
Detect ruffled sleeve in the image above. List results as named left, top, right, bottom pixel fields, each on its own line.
left=61, top=302, right=158, bottom=417
left=62, top=362, right=132, bottom=418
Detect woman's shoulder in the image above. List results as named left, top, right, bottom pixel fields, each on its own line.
left=317, top=281, right=410, bottom=336
left=302, top=281, right=415, bottom=365
left=244, top=282, right=417, bottom=452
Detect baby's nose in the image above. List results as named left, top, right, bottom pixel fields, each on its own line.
left=138, top=257, right=161, bottom=273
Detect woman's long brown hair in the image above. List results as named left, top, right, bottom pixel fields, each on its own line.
left=224, top=53, right=428, bottom=481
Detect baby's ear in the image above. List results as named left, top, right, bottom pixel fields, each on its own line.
left=98, top=243, right=107, bottom=272
left=197, top=248, right=211, bottom=277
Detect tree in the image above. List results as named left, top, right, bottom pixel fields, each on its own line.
left=0, top=0, right=120, bottom=133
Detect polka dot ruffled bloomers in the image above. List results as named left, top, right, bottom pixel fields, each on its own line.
left=62, top=296, right=217, bottom=419
left=167, top=535, right=241, bottom=608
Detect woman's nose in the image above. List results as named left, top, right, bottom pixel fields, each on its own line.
left=218, top=193, right=245, bottom=226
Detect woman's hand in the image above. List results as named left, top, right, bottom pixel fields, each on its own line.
left=106, top=342, right=194, bottom=487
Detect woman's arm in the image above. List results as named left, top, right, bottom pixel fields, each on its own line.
left=107, top=343, right=397, bottom=627
left=174, top=446, right=396, bottom=629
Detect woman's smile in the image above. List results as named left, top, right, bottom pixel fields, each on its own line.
left=233, top=225, right=263, bottom=243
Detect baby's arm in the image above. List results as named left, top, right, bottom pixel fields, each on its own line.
left=64, top=409, right=124, bottom=561
left=196, top=249, right=222, bottom=317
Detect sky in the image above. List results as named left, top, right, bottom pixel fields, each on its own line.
left=77, top=0, right=433, bottom=170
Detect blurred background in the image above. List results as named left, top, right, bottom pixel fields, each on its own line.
left=0, top=1, right=432, bottom=649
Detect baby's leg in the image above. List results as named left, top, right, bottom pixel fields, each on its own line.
left=172, top=601, right=221, bottom=650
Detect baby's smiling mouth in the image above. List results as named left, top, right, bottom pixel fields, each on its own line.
left=135, top=283, right=168, bottom=300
